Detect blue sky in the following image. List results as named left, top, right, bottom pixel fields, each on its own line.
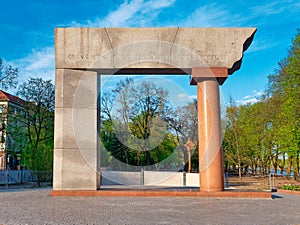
left=0, top=0, right=299, bottom=104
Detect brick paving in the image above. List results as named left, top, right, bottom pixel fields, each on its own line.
left=0, top=188, right=300, bottom=225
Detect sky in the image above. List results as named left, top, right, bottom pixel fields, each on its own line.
left=0, top=0, right=299, bottom=105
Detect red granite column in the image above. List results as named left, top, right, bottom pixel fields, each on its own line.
left=191, top=67, right=227, bottom=192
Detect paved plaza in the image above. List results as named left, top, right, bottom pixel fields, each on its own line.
left=0, top=188, right=300, bottom=224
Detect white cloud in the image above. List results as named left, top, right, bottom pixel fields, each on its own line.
left=177, top=0, right=299, bottom=30
left=243, top=95, right=253, bottom=100
left=293, top=1, right=300, bottom=10
left=236, top=98, right=259, bottom=105
left=236, top=90, right=264, bottom=105
left=253, top=90, right=264, bottom=96
left=144, top=0, right=175, bottom=9
left=179, top=3, right=241, bottom=27
left=68, top=0, right=176, bottom=27
left=98, top=0, right=144, bottom=27
left=177, top=93, right=186, bottom=99
left=177, top=93, right=192, bottom=102
left=249, top=0, right=300, bottom=17
left=248, top=0, right=300, bottom=23
left=9, top=47, right=55, bottom=82
left=251, top=2, right=285, bottom=16
left=188, top=95, right=197, bottom=101
left=247, top=38, right=279, bottom=54
left=176, top=94, right=198, bottom=102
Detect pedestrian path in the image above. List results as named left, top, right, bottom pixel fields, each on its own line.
left=0, top=189, right=299, bottom=224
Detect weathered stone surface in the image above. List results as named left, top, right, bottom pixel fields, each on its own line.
left=53, top=148, right=97, bottom=190
left=55, top=69, right=97, bottom=109
left=54, top=108, right=97, bottom=150
left=53, top=68, right=98, bottom=190
left=55, top=28, right=256, bottom=74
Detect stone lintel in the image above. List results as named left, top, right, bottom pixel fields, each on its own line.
left=190, top=67, right=228, bottom=85
left=55, top=27, right=256, bottom=76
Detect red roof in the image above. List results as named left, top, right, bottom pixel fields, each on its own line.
left=0, top=90, right=26, bottom=106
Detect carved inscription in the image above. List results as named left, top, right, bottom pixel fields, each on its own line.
left=67, top=54, right=107, bottom=61
left=197, top=54, right=227, bottom=62
left=66, top=53, right=227, bottom=64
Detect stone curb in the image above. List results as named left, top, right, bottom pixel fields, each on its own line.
left=51, top=190, right=271, bottom=199
left=277, top=189, right=300, bottom=195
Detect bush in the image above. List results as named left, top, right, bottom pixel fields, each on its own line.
left=279, top=183, right=300, bottom=191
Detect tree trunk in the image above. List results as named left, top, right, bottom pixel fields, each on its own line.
left=279, top=152, right=285, bottom=175
left=274, top=151, right=279, bottom=175
left=125, top=150, right=129, bottom=171
left=297, top=151, right=300, bottom=181
left=224, top=161, right=228, bottom=173
left=238, top=160, right=242, bottom=181
left=287, top=155, right=293, bottom=180
left=273, top=154, right=278, bottom=175
left=253, top=163, right=256, bottom=175
left=296, top=150, right=300, bottom=180
left=183, top=149, right=188, bottom=172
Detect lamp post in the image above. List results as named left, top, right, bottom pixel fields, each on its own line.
left=184, top=138, right=195, bottom=173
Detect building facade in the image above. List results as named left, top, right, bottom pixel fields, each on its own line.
left=0, top=90, right=26, bottom=170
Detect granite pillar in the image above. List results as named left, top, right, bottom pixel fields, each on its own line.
left=192, top=67, right=227, bottom=192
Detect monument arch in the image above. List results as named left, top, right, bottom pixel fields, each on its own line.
left=52, top=28, right=256, bottom=193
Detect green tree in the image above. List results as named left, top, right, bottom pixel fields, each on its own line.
left=223, top=30, right=300, bottom=181
left=9, top=77, right=54, bottom=185
left=0, top=58, right=18, bottom=90
left=267, top=30, right=300, bottom=180
left=223, top=98, right=245, bottom=180
left=100, top=78, right=180, bottom=170
left=223, top=97, right=281, bottom=178
left=166, top=100, right=198, bottom=172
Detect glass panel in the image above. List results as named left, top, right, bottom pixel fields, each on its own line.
left=98, top=74, right=198, bottom=188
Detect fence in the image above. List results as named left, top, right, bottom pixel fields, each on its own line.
left=0, top=170, right=52, bottom=185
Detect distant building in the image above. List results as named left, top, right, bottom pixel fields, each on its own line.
left=0, top=90, right=27, bottom=170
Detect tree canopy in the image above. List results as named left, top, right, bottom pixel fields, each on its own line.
left=7, top=77, right=54, bottom=184
left=223, top=30, right=300, bottom=180
left=0, top=58, right=18, bottom=90
left=100, top=78, right=197, bottom=171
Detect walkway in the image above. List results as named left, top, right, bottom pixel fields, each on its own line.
left=0, top=188, right=299, bottom=224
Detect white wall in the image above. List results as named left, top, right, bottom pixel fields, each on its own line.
left=101, top=171, right=201, bottom=187
left=186, top=173, right=200, bottom=187
left=144, top=171, right=184, bottom=186
left=101, top=171, right=141, bottom=185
